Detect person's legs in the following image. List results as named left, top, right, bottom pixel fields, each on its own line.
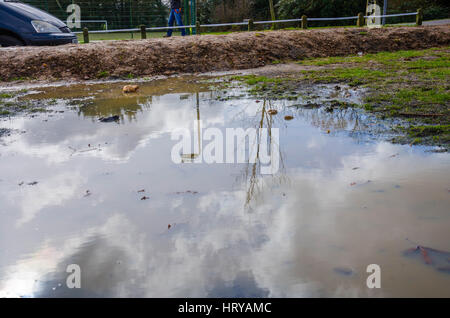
left=166, top=9, right=175, bottom=37
left=173, top=9, right=186, bottom=36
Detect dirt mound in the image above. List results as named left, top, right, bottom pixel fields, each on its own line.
left=0, top=25, right=449, bottom=82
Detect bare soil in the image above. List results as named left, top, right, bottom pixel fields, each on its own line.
left=0, top=25, right=449, bottom=83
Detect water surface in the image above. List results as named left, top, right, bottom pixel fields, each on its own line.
left=0, top=78, right=449, bottom=297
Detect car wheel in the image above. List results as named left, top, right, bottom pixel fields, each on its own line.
left=0, top=35, right=24, bottom=47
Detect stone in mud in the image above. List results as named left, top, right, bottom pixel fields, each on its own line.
left=123, top=85, right=139, bottom=93
left=99, top=115, right=120, bottom=123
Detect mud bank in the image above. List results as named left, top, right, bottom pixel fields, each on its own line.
left=0, top=25, right=449, bottom=83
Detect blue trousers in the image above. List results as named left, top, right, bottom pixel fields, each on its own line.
left=167, top=9, right=186, bottom=36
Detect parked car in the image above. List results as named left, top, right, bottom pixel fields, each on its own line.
left=0, top=0, right=78, bottom=47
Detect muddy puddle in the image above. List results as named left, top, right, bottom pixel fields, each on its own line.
left=0, top=77, right=449, bottom=297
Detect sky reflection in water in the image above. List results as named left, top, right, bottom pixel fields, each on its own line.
left=0, top=79, right=449, bottom=298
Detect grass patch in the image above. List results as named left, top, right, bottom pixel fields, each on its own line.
left=407, top=125, right=450, bottom=137
left=230, top=46, right=450, bottom=147
left=96, top=71, right=110, bottom=79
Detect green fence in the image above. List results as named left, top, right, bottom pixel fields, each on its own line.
left=21, top=0, right=196, bottom=31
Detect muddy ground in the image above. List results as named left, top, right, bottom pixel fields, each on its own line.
left=0, top=25, right=449, bottom=83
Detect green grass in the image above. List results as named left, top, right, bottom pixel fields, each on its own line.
left=407, top=125, right=450, bottom=137
left=298, top=48, right=441, bottom=66
left=0, top=93, right=13, bottom=99
left=229, top=46, right=450, bottom=146
left=96, top=71, right=110, bottom=79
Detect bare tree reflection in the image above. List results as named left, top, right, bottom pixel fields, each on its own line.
left=240, top=99, right=287, bottom=209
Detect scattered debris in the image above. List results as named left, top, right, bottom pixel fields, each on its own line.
left=174, top=190, right=199, bottom=195
left=27, top=181, right=38, bottom=186
left=18, top=181, right=24, bottom=186
left=168, top=224, right=171, bottom=230
left=333, top=267, right=354, bottom=276
left=352, top=167, right=360, bottom=170
left=140, top=196, right=150, bottom=200
left=350, top=182, right=357, bottom=186
left=137, top=189, right=145, bottom=193
left=69, top=146, right=99, bottom=156
left=84, top=190, right=91, bottom=197
left=99, top=115, right=120, bottom=123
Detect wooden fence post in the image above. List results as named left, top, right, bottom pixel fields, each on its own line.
left=248, top=19, right=254, bottom=32
left=357, top=12, right=365, bottom=27
left=416, top=8, right=423, bottom=26
left=83, top=28, right=89, bottom=44
left=196, top=21, right=201, bottom=35
left=301, top=15, right=308, bottom=29
left=140, top=25, right=147, bottom=39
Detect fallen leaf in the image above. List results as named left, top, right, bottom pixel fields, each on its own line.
left=140, top=196, right=149, bottom=200
left=419, top=246, right=432, bottom=264
left=404, top=241, right=450, bottom=273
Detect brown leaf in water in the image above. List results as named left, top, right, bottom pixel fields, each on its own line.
left=419, top=246, right=432, bottom=264
left=137, top=189, right=145, bottom=193
left=140, top=196, right=149, bottom=200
